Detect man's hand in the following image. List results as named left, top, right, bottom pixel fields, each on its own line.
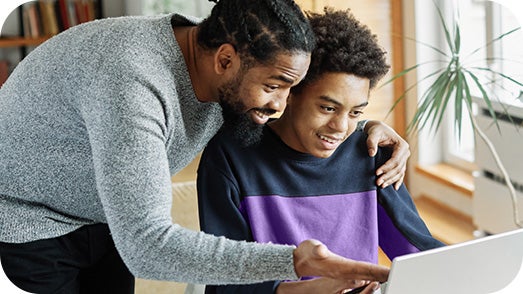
left=364, top=120, right=410, bottom=190
left=276, top=277, right=380, bottom=294
left=293, top=240, right=389, bottom=284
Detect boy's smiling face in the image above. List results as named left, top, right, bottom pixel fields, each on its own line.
left=271, top=72, right=370, bottom=158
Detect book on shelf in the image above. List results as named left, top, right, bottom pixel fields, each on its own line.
left=22, top=2, right=42, bottom=38
left=58, top=0, right=71, bottom=30
left=39, top=0, right=60, bottom=36
left=70, top=0, right=102, bottom=25
left=21, top=4, right=32, bottom=38
left=19, top=0, right=102, bottom=39
left=0, top=60, right=9, bottom=87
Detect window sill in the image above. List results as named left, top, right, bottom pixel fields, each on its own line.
left=415, top=163, right=475, bottom=197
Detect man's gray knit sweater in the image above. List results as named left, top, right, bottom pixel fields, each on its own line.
left=0, top=14, right=297, bottom=284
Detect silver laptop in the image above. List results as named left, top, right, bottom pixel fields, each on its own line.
left=375, top=228, right=523, bottom=294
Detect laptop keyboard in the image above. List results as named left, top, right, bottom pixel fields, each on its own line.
left=375, top=282, right=388, bottom=294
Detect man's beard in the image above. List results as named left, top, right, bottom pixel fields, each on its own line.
left=218, top=78, right=265, bottom=148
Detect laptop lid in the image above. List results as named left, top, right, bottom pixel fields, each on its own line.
left=380, top=228, right=523, bottom=294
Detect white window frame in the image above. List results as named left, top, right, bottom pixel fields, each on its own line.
left=431, top=0, right=523, bottom=172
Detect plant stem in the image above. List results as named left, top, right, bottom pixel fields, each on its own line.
left=467, top=105, right=523, bottom=228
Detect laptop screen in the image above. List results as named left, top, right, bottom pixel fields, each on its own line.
left=380, top=228, right=523, bottom=294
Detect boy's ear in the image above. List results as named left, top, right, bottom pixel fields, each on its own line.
left=214, top=44, right=240, bottom=75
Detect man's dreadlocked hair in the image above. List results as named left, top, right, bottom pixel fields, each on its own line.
left=292, top=7, right=390, bottom=94
left=198, top=0, right=315, bottom=65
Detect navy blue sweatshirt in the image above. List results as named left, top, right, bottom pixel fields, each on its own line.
left=197, top=127, right=445, bottom=293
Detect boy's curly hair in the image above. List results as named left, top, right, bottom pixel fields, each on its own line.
left=293, top=7, right=390, bottom=94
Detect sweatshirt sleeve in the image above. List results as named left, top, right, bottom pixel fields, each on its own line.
left=73, top=57, right=298, bottom=285
left=375, top=149, right=446, bottom=260
left=197, top=137, right=281, bottom=293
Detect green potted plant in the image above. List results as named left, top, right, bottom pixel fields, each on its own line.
left=386, top=1, right=523, bottom=228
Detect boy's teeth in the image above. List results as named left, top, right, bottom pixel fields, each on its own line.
left=319, top=135, right=336, bottom=143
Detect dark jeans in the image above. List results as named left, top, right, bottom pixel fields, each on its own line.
left=0, top=224, right=134, bottom=294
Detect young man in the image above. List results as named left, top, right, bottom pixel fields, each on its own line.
left=198, top=8, right=445, bottom=294
left=0, top=0, right=404, bottom=292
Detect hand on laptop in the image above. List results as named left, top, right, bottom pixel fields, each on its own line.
left=275, top=277, right=380, bottom=294
left=342, top=282, right=382, bottom=294
left=293, top=240, right=389, bottom=284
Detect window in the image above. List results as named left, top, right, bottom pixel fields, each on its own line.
left=417, top=0, right=523, bottom=171
left=442, top=0, right=487, bottom=170
left=493, top=2, right=523, bottom=103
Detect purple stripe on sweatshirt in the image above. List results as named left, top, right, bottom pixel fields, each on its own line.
left=377, top=204, right=421, bottom=259
left=240, top=191, right=379, bottom=264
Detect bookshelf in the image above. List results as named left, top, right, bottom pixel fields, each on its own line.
left=1, top=0, right=104, bottom=45
left=0, top=0, right=105, bottom=85
left=0, top=36, right=51, bottom=48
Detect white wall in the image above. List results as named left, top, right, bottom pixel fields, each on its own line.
left=124, top=0, right=214, bottom=17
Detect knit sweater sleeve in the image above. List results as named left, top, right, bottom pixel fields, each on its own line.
left=197, top=133, right=282, bottom=293
left=66, top=16, right=298, bottom=284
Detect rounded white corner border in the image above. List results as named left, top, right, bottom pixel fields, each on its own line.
left=490, top=0, right=523, bottom=27
left=0, top=0, right=521, bottom=293
left=0, top=0, right=34, bottom=33
left=0, top=2, right=63, bottom=292
left=0, top=1, right=49, bottom=291
left=1, top=262, right=31, bottom=293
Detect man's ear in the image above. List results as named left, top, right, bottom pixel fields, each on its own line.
left=213, top=44, right=239, bottom=75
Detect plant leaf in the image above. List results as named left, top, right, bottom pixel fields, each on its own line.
left=464, top=68, right=501, bottom=132
left=434, top=1, right=455, bottom=53
left=402, top=35, right=450, bottom=58
left=472, top=66, right=523, bottom=88
left=381, top=60, right=443, bottom=88
left=410, top=67, right=454, bottom=133
left=454, top=71, right=470, bottom=139
left=454, top=20, right=461, bottom=55
left=465, top=27, right=521, bottom=60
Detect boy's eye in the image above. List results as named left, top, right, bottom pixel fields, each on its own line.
left=350, top=110, right=364, bottom=117
left=321, top=106, right=336, bottom=112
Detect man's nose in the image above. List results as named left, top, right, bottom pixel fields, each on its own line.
left=268, top=90, right=289, bottom=113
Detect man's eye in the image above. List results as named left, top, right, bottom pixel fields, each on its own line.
left=265, top=85, right=279, bottom=91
